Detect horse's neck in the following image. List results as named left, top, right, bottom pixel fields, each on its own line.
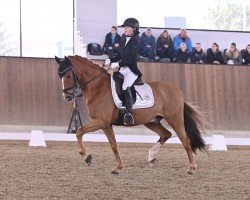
left=82, top=71, right=110, bottom=103
left=69, top=56, right=111, bottom=104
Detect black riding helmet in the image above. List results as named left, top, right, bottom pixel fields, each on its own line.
left=121, top=18, right=140, bottom=35
left=121, top=18, right=139, bottom=29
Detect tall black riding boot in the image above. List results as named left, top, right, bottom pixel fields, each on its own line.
left=123, top=87, right=134, bottom=125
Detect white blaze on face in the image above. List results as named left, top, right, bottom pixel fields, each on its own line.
left=61, top=77, right=66, bottom=99
left=61, top=77, right=65, bottom=90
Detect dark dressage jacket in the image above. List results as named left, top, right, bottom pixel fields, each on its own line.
left=111, top=34, right=142, bottom=77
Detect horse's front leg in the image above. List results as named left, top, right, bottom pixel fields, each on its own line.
left=102, top=126, right=123, bottom=175
left=76, top=119, right=106, bottom=165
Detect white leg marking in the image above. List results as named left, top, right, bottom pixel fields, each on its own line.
left=148, top=142, right=161, bottom=162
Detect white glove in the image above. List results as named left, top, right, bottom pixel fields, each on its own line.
left=110, top=62, right=119, bottom=69
left=104, top=59, right=111, bottom=66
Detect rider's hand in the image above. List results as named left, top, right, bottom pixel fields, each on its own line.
left=110, top=62, right=119, bottom=69
left=104, top=59, right=111, bottom=66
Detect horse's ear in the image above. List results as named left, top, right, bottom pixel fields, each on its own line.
left=64, top=56, right=71, bottom=64
left=55, top=56, right=61, bottom=64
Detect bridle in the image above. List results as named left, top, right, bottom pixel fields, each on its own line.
left=61, top=61, right=106, bottom=100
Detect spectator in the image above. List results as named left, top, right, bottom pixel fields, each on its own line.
left=139, top=28, right=156, bottom=61
left=190, top=43, right=206, bottom=64
left=103, top=26, right=121, bottom=59
left=206, top=43, right=225, bottom=65
left=173, top=43, right=190, bottom=63
left=156, top=29, right=173, bottom=62
left=223, top=42, right=242, bottom=65
left=242, top=44, right=250, bottom=65
left=173, top=28, right=193, bottom=52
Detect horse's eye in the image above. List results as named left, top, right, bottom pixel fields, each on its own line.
left=65, top=75, right=71, bottom=79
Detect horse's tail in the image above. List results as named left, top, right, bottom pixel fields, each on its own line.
left=184, top=101, right=208, bottom=154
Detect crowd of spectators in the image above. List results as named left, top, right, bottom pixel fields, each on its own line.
left=102, top=26, right=250, bottom=65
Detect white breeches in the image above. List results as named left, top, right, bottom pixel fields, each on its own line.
left=119, top=66, right=138, bottom=90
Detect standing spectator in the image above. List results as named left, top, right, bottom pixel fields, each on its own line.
left=190, top=43, right=206, bottom=64
left=156, top=29, right=173, bottom=62
left=173, top=43, right=190, bottom=63
left=173, top=28, right=193, bottom=53
left=242, top=44, right=250, bottom=65
left=103, top=26, right=121, bottom=59
left=139, top=28, right=156, bottom=61
left=223, top=42, right=242, bottom=65
left=206, top=43, right=225, bottom=65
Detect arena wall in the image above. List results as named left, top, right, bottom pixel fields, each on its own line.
left=0, top=56, right=249, bottom=130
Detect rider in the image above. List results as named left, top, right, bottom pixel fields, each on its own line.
left=104, top=18, right=142, bottom=125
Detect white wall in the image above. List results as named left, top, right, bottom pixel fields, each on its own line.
left=76, top=0, right=117, bottom=46
left=76, top=0, right=250, bottom=51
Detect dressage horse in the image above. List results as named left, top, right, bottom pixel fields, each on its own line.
left=55, top=55, right=207, bottom=175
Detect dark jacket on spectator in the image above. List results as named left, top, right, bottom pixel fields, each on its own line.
left=103, top=33, right=121, bottom=52
left=140, top=33, right=156, bottom=51
left=173, top=49, right=190, bottom=63
left=242, top=50, right=250, bottom=65
left=110, top=35, right=142, bottom=77
left=156, top=34, right=173, bottom=60
left=206, top=48, right=225, bottom=64
left=190, top=49, right=206, bottom=64
left=139, top=32, right=156, bottom=60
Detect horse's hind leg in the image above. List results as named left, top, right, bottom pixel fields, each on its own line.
left=144, top=122, right=172, bottom=166
left=102, top=126, right=123, bottom=175
left=166, top=118, right=197, bottom=174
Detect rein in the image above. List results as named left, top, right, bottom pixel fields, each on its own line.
left=62, top=60, right=106, bottom=99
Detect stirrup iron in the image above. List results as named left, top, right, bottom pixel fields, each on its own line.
left=124, top=112, right=134, bottom=125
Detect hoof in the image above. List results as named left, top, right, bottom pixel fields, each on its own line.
left=111, top=170, right=119, bottom=175
left=85, top=154, right=92, bottom=166
left=186, top=170, right=194, bottom=175
left=186, top=164, right=197, bottom=175
left=149, top=158, right=157, bottom=167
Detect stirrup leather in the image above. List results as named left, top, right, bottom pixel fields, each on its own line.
left=124, top=112, right=134, bottom=125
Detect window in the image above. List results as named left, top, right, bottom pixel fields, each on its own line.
left=117, top=0, right=250, bottom=32
left=0, top=0, right=20, bottom=56
left=0, top=0, right=73, bottom=58
left=21, top=0, right=73, bottom=57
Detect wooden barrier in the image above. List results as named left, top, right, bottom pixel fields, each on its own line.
left=0, top=56, right=249, bottom=130
left=0, top=57, right=89, bottom=126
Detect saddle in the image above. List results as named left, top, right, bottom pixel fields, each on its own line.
left=112, top=71, right=143, bottom=104
left=111, top=71, right=154, bottom=125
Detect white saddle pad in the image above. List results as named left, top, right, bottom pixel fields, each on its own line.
left=111, top=76, right=154, bottom=109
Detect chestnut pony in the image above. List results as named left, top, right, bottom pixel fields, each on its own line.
left=55, top=55, right=207, bottom=175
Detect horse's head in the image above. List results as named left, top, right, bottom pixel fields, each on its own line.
left=55, top=56, right=83, bottom=102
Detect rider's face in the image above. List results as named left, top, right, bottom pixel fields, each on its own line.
left=124, top=26, right=134, bottom=36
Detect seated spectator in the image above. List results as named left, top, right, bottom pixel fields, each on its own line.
left=140, top=28, right=156, bottom=61
left=103, top=26, right=121, bottom=59
left=190, top=43, right=206, bottom=64
left=206, top=43, right=225, bottom=65
left=173, top=43, right=190, bottom=63
left=173, top=28, right=193, bottom=53
left=242, top=44, right=250, bottom=65
left=156, top=29, right=173, bottom=62
left=223, top=42, right=242, bottom=65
